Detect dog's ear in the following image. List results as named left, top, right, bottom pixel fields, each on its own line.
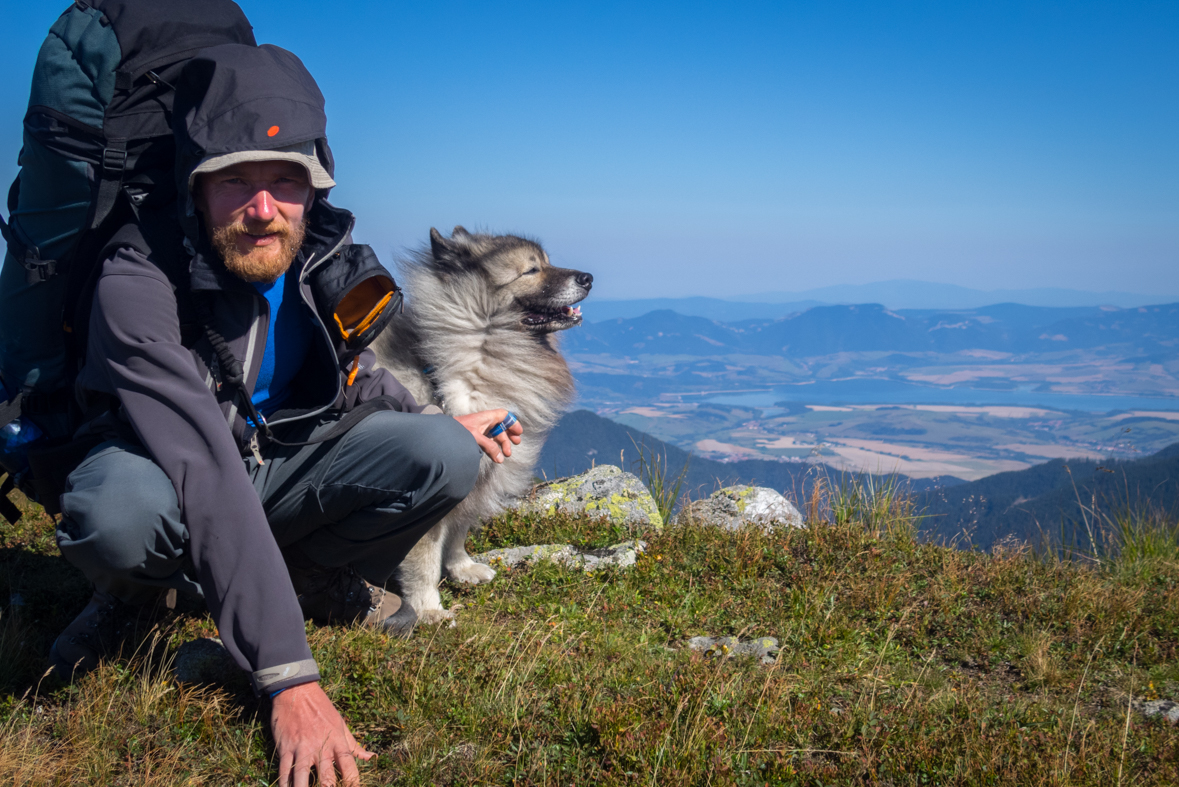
left=429, top=227, right=469, bottom=271
left=452, top=225, right=471, bottom=239
left=430, top=227, right=455, bottom=259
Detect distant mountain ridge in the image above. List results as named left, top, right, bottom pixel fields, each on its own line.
left=613, top=279, right=1168, bottom=311
left=918, top=443, right=1179, bottom=551
left=570, top=302, right=1179, bottom=358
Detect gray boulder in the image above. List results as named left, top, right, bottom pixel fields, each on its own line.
left=474, top=540, right=647, bottom=573
left=515, top=465, right=663, bottom=530
left=687, top=635, right=780, bottom=665
left=673, top=485, right=803, bottom=530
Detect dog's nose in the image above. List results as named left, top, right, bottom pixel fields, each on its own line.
left=576, top=272, right=593, bottom=289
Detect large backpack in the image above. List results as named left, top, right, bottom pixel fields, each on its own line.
left=0, top=0, right=256, bottom=519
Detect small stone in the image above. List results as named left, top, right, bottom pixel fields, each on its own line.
left=473, top=540, right=647, bottom=573
left=686, top=635, right=780, bottom=665
left=174, top=637, right=238, bottom=685
left=514, top=465, right=663, bottom=529
left=475, top=544, right=577, bottom=570
left=672, top=486, right=803, bottom=531
left=1136, top=699, right=1179, bottom=724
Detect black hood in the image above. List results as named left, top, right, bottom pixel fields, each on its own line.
left=172, top=43, right=336, bottom=244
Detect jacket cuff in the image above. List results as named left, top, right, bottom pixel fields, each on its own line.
left=251, top=658, right=320, bottom=695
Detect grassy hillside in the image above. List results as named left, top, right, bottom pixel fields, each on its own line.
left=3, top=480, right=1179, bottom=785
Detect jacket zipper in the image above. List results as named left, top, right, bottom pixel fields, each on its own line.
left=263, top=217, right=355, bottom=430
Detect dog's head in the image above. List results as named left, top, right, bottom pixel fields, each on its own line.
left=426, top=226, right=592, bottom=333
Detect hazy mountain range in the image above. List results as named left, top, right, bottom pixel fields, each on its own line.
left=568, top=302, right=1179, bottom=358
left=589, top=279, right=1173, bottom=321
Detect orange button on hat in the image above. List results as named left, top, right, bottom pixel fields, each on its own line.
left=267, top=125, right=280, bottom=137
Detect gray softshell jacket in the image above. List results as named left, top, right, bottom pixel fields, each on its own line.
left=73, top=43, right=423, bottom=694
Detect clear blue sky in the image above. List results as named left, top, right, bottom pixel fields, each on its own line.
left=3, top=1, right=1177, bottom=299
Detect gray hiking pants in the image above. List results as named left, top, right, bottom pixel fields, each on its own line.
left=55, top=410, right=481, bottom=604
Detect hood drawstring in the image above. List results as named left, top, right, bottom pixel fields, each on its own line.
left=195, top=295, right=275, bottom=448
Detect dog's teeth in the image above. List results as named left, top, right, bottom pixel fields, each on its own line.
left=562, top=306, right=573, bottom=315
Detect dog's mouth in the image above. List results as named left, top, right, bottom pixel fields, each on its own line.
left=521, top=304, right=583, bottom=331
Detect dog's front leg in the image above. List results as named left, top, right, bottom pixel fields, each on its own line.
left=442, top=519, right=496, bottom=585
left=394, top=522, right=453, bottom=625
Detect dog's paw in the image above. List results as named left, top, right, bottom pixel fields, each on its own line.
left=446, top=560, right=497, bottom=585
left=416, top=607, right=456, bottom=626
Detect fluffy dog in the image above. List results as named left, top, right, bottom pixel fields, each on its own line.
left=372, top=226, right=591, bottom=623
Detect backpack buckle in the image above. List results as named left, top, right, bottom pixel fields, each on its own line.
left=102, top=147, right=127, bottom=174
left=23, top=254, right=56, bottom=284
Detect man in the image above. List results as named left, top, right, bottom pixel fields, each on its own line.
left=49, top=43, right=517, bottom=787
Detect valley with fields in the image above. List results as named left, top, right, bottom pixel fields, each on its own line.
left=567, top=301, right=1179, bottom=482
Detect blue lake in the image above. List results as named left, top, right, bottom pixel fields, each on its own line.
left=697, top=379, right=1179, bottom=414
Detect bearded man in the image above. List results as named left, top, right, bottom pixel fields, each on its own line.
left=50, top=43, right=519, bottom=787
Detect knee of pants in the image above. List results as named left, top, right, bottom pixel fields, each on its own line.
left=355, top=411, right=482, bottom=505
left=58, top=447, right=185, bottom=575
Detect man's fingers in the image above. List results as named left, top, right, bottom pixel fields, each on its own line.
left=278, top=751, right=295, bottom=787
left=293, top=757, right=312, bottom=787
left=338, top=748, right=362, bottom=786
left=476, top=435, right=504, bottom=462
left=318, top=753, right=338, bottom=787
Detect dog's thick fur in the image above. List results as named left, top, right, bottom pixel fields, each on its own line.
left=372, top=226, right=591, bottom=624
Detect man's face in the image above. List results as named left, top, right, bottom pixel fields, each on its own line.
left=194, top=160, right=314, bottom=283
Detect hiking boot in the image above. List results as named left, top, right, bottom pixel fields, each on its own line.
left=286, top=558, right=416, bottom=636
left=49, top=589, right=144, bottom=679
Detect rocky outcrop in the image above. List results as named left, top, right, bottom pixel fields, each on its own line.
left=672, top=485, right=803, bottom=530
left=515, top=465, right=663, bottom=529
left=474, top=540, right=646, bottom=573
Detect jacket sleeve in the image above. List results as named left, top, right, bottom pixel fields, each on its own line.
left=83, top=248, right=318, bottom=694
left=347, top=347, right=441, bottom=414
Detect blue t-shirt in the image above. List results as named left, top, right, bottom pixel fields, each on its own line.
left=251, top=271, right=315, bottom=418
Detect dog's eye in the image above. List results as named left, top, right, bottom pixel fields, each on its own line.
left=525, top=267, right=540, bottom=275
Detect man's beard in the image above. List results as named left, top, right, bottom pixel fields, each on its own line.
left=211, top=218, right=306, bottom=283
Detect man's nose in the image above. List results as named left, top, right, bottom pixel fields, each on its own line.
left=244, top=188, right=277, bottom=222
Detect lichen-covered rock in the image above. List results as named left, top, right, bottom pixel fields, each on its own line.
left=576, top=540, right=646, bottom=571
left=174, top=637, right=238, bottom=685
left=516, top=465, right=663, bottom=529
left=672, top=485, right=802, bottom=531
left=687, top=635, right=780, bottom=665
left=1135, top=699, right=1179, bottom=724
left=475, top=543, right=577, bottom=569
left=474, top=540, right=647, bottom=573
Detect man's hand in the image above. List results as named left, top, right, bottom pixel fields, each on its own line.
left=271, top=682, right=374, bottom=787
left=454, top=409, right=524, bottom=463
